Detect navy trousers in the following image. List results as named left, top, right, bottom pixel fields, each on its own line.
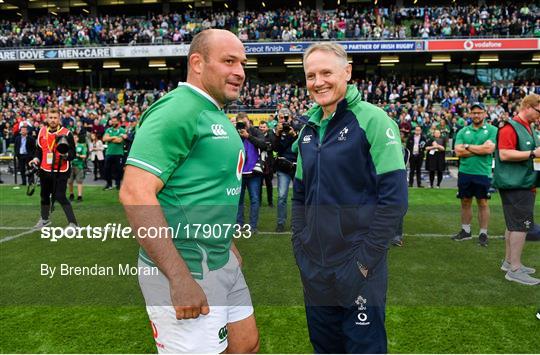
left=295, top=246, right=388, bottom=354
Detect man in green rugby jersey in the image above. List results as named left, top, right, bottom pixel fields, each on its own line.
left=120, top=29, right=259, bottom=353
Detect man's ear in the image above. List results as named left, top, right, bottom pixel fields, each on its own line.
left=189, top=53, right=203, bottom=75
left=345, top=63, right=352, bottom=82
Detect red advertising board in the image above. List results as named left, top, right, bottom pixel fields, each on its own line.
left=427, top=38, right=539, bottom=52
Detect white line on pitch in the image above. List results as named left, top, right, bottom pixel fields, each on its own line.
left=0, top=226, right=35, bottom=230
left=0, top=228, right=38, bottom=243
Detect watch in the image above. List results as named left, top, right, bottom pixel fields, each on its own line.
left=530, top=150, right=536, bottom=159
left=464, top=144, right=470, bottom=150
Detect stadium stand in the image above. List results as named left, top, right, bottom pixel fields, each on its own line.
left=1, top=4, right=539, bottom=48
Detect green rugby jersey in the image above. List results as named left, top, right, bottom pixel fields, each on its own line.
left=126, top=83, right=245, bottom=278
left=104, top=126, right=126, bottom=156
left=455, top=123, right=498, bottom=177
left=73, top=143, right=87, bottom=169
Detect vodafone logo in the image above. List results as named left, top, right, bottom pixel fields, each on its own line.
left=464, top=40, right=474, bottom=51
left=236, top=150, right=245, bottom=181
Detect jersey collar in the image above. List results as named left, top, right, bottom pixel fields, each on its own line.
left=178, top=82, right=221, bottom=110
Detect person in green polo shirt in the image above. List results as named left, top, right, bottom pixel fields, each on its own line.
left=102, top=116, right=126, bottom=190
left=453, top=102, right=498, bottom=246
left=68, top=134, right=87, bottom=202
left=119, top=29, right=258, bottom=354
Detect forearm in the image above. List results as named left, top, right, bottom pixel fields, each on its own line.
left=467, top=145, right=494, bottom=156
left=499, top=149, right=531, bottom=162
left=121, top=191, right=192, bottom=282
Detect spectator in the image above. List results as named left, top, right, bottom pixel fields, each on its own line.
left=273, top=108, right=298, bottom=232
left=68, top=134, right=87, bottom=202
left=493, top=93, right=540, bottom=285
left=14, top=125, right=36, bottom=186
left=102, top=116, right=126, bottom=190
left=88, top=132, right=104, bottom=180
left=406, top=126, right=427, bottom=188
left=236, top=112, right=267, bottom=233
left=452, top=102, right=498, bottom=246
left=425, top=129, right=446, bottom=188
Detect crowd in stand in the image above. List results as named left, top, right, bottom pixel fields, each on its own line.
left=2, top=78, right=539, bottom=150
left=1, top=4, right=539, bottom=47
left=2, top=77, right=539, bottom=230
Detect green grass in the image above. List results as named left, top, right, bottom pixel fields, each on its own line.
left=1, top=186, right=539, bottom=353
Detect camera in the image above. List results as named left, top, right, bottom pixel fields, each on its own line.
left=236, top=122, right=246, bottom=131
left=56, top=135, right=70, bottom=155
left=282, top=122, right=291, bottom=133
left=26, top=161, right=39, bottom=177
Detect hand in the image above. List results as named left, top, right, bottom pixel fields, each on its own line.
left=169, top=277, right=210, bottom=320
left=29, top=158, right=39, bottom=167
left=288, top=127, right=297, bottom=136
left=483, top=140, right=495, bottom=149
left=533, top=147, right=540, bottom=158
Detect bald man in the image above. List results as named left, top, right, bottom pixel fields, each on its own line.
left=120, top=29, right=259, bottom=353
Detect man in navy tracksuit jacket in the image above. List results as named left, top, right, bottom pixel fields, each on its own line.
left=292, top=43, right=408, bottom=353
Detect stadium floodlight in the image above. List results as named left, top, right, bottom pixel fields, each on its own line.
left=380, top=55, right=399, bottom=63
left=426, top=63, right=444, bottom=66
left=246, top=58, right=258, bottom=67
left=35, top=69, right=50, bottom=74
left=82, top=8, right=89, bottom=13
left=62, top=62, right=80, bottom=70
left=532, top=53, right=540, bottom=61
left=142, top=0, right=157, bottom=3
left=0, top=0, right=4, bottom=3
left=224, top=3, right=228, bottom=8
left=115, top=68, right=131, bottom=72
left=431, top=54, right=451, bottom=63
left=347, top=56, right=353, bottom=64
left=19, top=64, right=36, bottom=71
left=471, top=62, right=488, bottom=66
left=478, top=54, right=498, bottom=62
left=284, top=58, right=303, bottom=65
left=76, top=69, right=92, bottom=73
left=149, top=59, right=167, bottom=68
left=521, top=62, right=539, bottom=65
left=158, top=67, right=175, bottom=71
left=378, top=63, right=395, bottom=67
left=262, top=2, right=265, bottom=8
left=103, top=60, right=120, bottom=69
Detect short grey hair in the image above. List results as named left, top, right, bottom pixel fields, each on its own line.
left=303, top=42, right=348, bottom=67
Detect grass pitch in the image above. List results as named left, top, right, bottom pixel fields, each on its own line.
left=0, top=186, right=539, bottom=353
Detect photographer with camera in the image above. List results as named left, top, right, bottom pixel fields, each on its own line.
left=30, top=107, right=78, bottom=229
left=258, top=121, right=275, bottom=207
left=274, top=108, right=298, bottom=232
left=235, top=112, right=267, bottom=233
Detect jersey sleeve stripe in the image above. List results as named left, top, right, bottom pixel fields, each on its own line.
left=126, top=157, right=163, bottom=174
